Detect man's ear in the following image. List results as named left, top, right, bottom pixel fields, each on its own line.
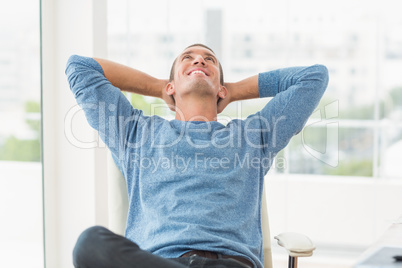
left=218, top=85, right=227, bottom=99
left=166, top=82, right=175, bottom=96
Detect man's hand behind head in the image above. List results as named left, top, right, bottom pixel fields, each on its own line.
left=160, top=79, right=176, bottom=111
left=217, top=82, right=233, bottom=113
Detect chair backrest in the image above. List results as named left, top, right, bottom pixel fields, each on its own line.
left=107, top=152, right=129, bottom=236
left=107, top=152, right=273, bottom=268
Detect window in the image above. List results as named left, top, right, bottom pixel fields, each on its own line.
left=284, top=0, right=402, bottom=178
left=0, top=1, right=43, bottom=267
left=107, top=0, right=402, bottom=178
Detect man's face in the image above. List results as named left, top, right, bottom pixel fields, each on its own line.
left=167, top=46, right=224, bottom=100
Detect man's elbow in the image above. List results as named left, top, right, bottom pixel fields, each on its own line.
left=313, top=64, right=329, bottom=89
left=65, top=55, right=87, bottom=96
left=66, top=55, right=80, bottom=72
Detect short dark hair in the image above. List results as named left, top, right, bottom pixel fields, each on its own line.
left=169, top=43, right=224, bottom=85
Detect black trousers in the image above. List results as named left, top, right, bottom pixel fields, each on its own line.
left=73, top=226, right=250, bottom=268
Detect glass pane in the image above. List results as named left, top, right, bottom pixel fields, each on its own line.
left=286, top=0, right=377, bottom=120
left=378, top=5, right=402, bottom=178
left=0, top=1, right=43, bottom=267
left=380, top=1, right=402, bottom=121
left=289, top=127, right=373, bottom=177
left=379, top=126, right=402, bottom=178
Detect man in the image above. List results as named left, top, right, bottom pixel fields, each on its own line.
left=66, top=44, right=329, bottom=268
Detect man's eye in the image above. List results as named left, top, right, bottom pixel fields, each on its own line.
left=205, top=57, right=215, bottom=62
left=183, top=55, right=191, bottom=60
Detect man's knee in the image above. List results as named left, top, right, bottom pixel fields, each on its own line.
left=73, top=226, right=110, bottom=266
left=76, top=226, right=109, bottom=247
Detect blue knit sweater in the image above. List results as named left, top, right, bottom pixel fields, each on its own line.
left=66, top=55, right=328, bottom=268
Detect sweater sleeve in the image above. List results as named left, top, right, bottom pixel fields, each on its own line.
left=65, top=55, right=144, bottom=163
left=253, top=64, right=329, bottom=159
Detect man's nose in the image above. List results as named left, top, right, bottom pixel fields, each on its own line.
left=193, top=55, right=206, bottom=66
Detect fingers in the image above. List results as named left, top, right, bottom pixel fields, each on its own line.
left=217, top=97, right=229, bottom=114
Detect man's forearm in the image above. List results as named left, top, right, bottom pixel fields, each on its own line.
left=94, top=58, right=166, bottom=99
left=217, top=75, right=259, bottom=113
left=226, top=74, right=259, bottom=102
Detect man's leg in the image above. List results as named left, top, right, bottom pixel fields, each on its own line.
left=73, top=226, right=186, bottom=268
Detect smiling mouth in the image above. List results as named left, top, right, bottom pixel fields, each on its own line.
left=188, top=70, right=208, bottom=76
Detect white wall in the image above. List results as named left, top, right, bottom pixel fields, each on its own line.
left=266, top=174, right=402, bottom=264
left=0, top=162, right=43, bottom=268
left=42, top=0, right=108, bottom=267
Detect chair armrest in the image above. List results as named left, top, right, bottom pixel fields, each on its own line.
left=274, top=232, right=316, bottom=257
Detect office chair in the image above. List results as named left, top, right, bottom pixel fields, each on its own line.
left=107, top=153, right=315, bottom=268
